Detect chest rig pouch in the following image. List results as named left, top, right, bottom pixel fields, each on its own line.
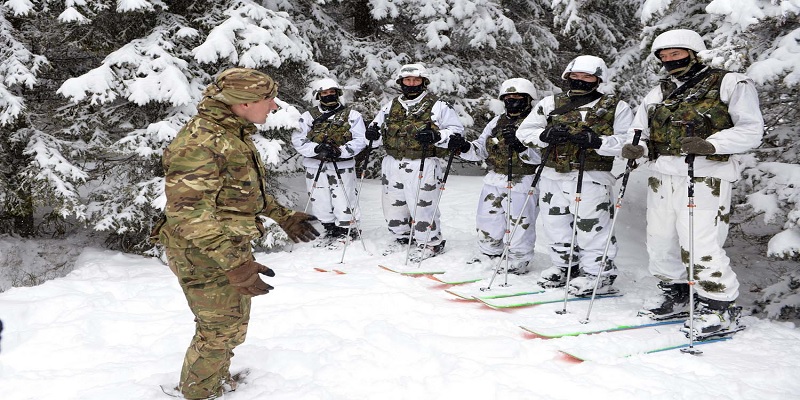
left=383, top=96, right=444, bottom=159
left=647, top=69, right=732, bottom=162
left=546, top=93, right=618, bottom=173
left=486, top=114, right=537, bottom=177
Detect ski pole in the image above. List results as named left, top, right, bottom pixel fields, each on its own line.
left=404, top=142, right=429, bottom=265
left=680, top=123, right=703, bottom=355
left=340, top=139, right=374, bottom=262
left=482, top=145, right=554, bottom=292
left=415, top=145, right=458, bottom=267
left=290, top=157, right=326, bottom=252
left=499, top=139, right=515, bottom=286
left=581, top=129, right=642, bottom=323
left=326, top=159, right=368, bottom=262
left=556, top=147, right=587, bottom=315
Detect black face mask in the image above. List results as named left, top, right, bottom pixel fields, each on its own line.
left=567, top=78, right=598, bottom=95
left=662, top=56, right=693, bottom=75
left=400, top=83, right=425, bottom=99
left=503, top=97, right=531, bottom=117
left=319, top=94, right=340, bottom=109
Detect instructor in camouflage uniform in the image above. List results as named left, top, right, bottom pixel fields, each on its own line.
left=158, top=68, right=319, bottom=400
left=624, top=29, right=763, bottom=338
left=365, top=63, right=465, bottom=260
left=516, top=55, right=633, bottom=296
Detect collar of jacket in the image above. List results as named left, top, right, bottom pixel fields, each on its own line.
left=196, top=97, right=257, bottom=138
left=399, top=91, right=430, bottom=107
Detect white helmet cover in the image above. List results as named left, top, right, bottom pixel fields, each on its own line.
left=561, top=55, right=608, bottom=83
left=651, top=29, right=707, bottom=56
left=395, top=63, right=430, bottom=85
left=313, top=78, right=342, bottom=98
left=498, top=78, right=537, bottom=100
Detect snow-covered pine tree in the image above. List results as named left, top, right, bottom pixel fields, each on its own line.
left=0, top=2, right=85, bottom=237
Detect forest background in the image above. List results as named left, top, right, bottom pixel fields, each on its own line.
left=0, top=0, right=798, bottom=318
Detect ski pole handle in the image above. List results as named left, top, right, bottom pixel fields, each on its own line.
left=620, top=130, right=642, bottom=190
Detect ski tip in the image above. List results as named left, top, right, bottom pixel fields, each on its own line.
left=556, top=351, right=585, bottom=364
left=519, top=326, right=552, bottom=340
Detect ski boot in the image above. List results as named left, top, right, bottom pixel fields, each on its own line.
left=410, top=240, right=446, bottom=262
left=681, top=297, right=745, bottom=340
left=638, top=281, right=690, bottom=320
left=536, top=265, right=580, bottom=288
left=382, top=236, right=412, bottom=256
left=568, top=272, right=618, bottom=297
left=506, top=260, right=531, bottom=275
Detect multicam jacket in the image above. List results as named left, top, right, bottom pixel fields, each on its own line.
left=647, top=68, right=733, bottom=162
left=158, top=97, right=294, bottom=270
left=545, top=93, right=621, bottom=173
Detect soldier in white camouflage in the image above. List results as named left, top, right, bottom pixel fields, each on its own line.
left=291, top=78, right=367, bottom=241
left=156, top=68, right=319, bottom=400
left=516, top=55, right=633, bottom=296
left=449, top=78, right=542, bottom=274
left=623, top=29, right=764, bottom=338
left=365, top=63, right=465, bottom=259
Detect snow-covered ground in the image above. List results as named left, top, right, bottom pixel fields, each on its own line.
left=2, top=170, right=799, bottom=400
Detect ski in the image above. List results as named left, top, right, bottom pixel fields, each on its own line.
left=313, top=267, right=346, bottom=274
left=429, top=274, right=485, bottom=285
left=445, top=285, right=545, bottom=301
left=378, top=264, right=446, bottom=276
left=557, top=325, right=743, bottom=361
left=476, top=289, right=622, bottom=309
left=520, top=317, right=683, bottom=338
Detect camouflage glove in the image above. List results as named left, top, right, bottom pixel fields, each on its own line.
left=447, top=134, right=470, bottom=153
left=570, top=128, right=603, bottom=149
left=621, top=144, right=645, bottom=160
left=680, top=137, right=716, bottom=155
left=225, top=260, right=275, bottom=296
left=501, top=125, right=528, bottom=153
left=314, top=142, right=342, bottom=161
left=365, top=123, right=381, bottom=141
left=415, top=127, right=441, bottom=144
left=279, top=212, right=320, bottom=243
left=539, top=125, right=570, bottom=144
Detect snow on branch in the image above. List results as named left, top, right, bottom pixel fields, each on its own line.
left=0, top=11, right=47, bottom=124
left=192, top=1, right=311, bottom=67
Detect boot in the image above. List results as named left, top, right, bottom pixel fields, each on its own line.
left=568, top=273, right=618, bottom=296
left=639, top=281, right=690, bottom=320
left=681, top=297, right=743, bottom=339
left=537, top=265, right=580, bottom=288
left=410, top=240, right=446, bottom=262
left=322, top=222, right=338, bottom=238
left=506, top=260, right=531, bottom=275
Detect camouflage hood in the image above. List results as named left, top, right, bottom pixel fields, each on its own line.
left=201, top=67, right=278, bottom=105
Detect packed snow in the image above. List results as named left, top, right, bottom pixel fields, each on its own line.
left=1, top=169, right=799, bottom=400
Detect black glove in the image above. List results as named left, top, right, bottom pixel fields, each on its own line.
left=447, top=134, right=471, bottom=153
left=365, top=123, right=381, bottom=141
left=570, top=128, right=603, bottom=149
left=314, top=142, right=342, bottom=161
left=501, top=125, right=528, bottom=153
left=278, top=212, right=320, bottom=243
left=415, top=126, right=441, bottom=144
left=680, top=137, right=716, bottom=155
left=539, top=125, right=570, bottom=144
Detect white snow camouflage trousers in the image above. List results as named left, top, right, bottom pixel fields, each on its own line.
left=381, top=155, right=443, bottom=246
left=646, top=171, right=738, bottom=302
left=475, top=176, right=538, bottom=261
left=305, top=164, right=360, bottom=227
left=538, top=177, right=617, bottom=276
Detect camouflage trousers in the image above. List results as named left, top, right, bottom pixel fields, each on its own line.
left=305, top=164, right=360, bottom=227
left=166, top=246, right=251, bottom=400
left=381, top=155, right=443, bottom=246
left=539, top=176, right=616, bottom=276
left=475, top=176, right=538, bottom=261
left=645, top=171, right=738, bottom=302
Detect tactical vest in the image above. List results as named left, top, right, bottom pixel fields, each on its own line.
left=485, top=114, right=538, bottom=176
left=307, top=106, right=353, bottom=160
left=546, top=93, right=618, bottom=173
left=383, top=95, right=445, bottom=159
left=647, top=69, right=732, bottom=162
